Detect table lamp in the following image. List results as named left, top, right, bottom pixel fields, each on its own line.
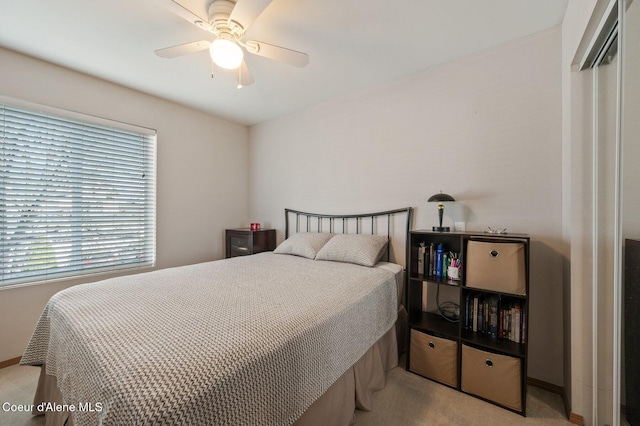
left=428, top=191, right=455, bottom=232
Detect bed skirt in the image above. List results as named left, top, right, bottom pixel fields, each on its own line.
left=31, top=324, right=399, bottom=426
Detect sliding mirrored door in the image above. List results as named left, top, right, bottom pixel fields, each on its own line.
left=587, top=0, right=639, bottom=424
left=588, top=0, right=639, bottom=424
left=621, top=0, right=639, bottom=424
left=593, top=23, right=618, bottom=426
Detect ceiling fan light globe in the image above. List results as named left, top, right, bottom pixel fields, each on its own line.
left=209, top=38, right=243, bottom=70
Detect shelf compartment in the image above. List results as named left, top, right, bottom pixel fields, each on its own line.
left=460, top=329, right=526, bottom=358
left=460, top=290, right=527, bottom=354
left=461, top=344, right=523, bottom=413
left=461, top=286, right=527, bottom=299
left=409, top=329, right=458, bottom=388
left=408, top=310, right=459, bottom=340
left=410, top=274, right=461, bottom=287
left=465, top=239, right=527, bottom=295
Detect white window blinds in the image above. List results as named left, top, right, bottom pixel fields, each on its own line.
left=0, top=103, right=156, bottom=288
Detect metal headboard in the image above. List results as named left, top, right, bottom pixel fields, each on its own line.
left=284, top=207, right=413, bottom=267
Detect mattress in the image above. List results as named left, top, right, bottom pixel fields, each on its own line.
left=375, top=261, right=404, bottom=308
left=21, top=253, right=398, bottom=425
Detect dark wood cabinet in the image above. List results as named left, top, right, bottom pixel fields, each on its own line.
left=406, top=230, right=530, bottom=415
left=225, top=228, right=276, bottom=258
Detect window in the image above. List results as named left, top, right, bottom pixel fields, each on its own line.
left=1, top=101, right=156, bottom=288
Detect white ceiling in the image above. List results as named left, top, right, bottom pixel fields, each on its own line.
left=0, top=0, right=568, bottom=126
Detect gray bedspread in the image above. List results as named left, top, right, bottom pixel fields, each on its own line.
left=21, top=253, right=398, bottom=425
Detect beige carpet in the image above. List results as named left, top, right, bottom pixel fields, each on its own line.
left=354, top=364, right=571, bottom=425
left=0, top=365, right=42, bottom=426
left=0, top=362, right=571, bottom=426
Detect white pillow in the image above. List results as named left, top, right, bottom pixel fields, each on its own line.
left=273, top=232, right=334, bottom=259
left=315, top=234, right=389, bottom=267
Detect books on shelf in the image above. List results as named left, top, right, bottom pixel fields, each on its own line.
left=488, top=296, right=499, bottom=339
left=472, top=296, right=479, bottom=332
left=464, top=292, right=526, bottom=344
left=429, top=243, right=435, bottom=276
left=419, top=242, right=462, bottom=280
left=422, top=281, right=428, bottom=311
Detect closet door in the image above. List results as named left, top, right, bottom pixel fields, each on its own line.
left=593, top=30, right=618, bottom=426
left=580, top=1, right=638, bottom=423
left=621, top=0, right=640, bottom=424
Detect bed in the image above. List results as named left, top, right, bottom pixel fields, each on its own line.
left=20, top=207, right=413, bottom=426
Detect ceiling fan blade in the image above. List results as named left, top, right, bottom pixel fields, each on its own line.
left=155, top=40, right=211, bottom=58
left=244, top=40, right=309, bottom=68
left=237, top=60, right=255, bottom=87
left=156, top=0, right=211, bottom=31
left=228, top=0, right=272, bottom=31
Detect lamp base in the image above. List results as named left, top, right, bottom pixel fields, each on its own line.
left=432, top=226, right=451, bottom=232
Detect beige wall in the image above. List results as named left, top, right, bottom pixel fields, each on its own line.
left=0, top=47, right=249, bottom=362
left=249, top=28, right=564, bottom=385
left=561, top=0, right=599, bottom=416
left=562, top=0, right=594, bottom=418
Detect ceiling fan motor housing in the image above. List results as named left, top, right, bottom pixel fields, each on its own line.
left=209, top=0, right=245, bottom=39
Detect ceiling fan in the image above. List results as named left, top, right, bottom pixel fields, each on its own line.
left=155, top=0, right=309, bottom=88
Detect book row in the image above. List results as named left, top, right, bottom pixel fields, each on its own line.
left=417, top=242, right=462, bottom=279
left=464, top=293, right=526, bottom=344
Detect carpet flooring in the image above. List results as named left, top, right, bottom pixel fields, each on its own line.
left=0, top=361, right=572, bottom=426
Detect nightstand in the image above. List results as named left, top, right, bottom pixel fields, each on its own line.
left=225, top=228, right=276, bottom=258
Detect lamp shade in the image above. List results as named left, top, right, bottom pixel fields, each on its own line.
left=428, top=192, right=455, bottom=203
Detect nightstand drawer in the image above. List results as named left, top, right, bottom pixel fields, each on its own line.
left=229, top=236, right=251, bottom=256
left=461, top=344, right=522, bottom=412
left=225, top=229, right=276, bottom=258
left=409, top=329, right=458, bottom=387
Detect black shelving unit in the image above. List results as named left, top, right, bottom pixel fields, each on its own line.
left=406, top=230, right=530, bottom=415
